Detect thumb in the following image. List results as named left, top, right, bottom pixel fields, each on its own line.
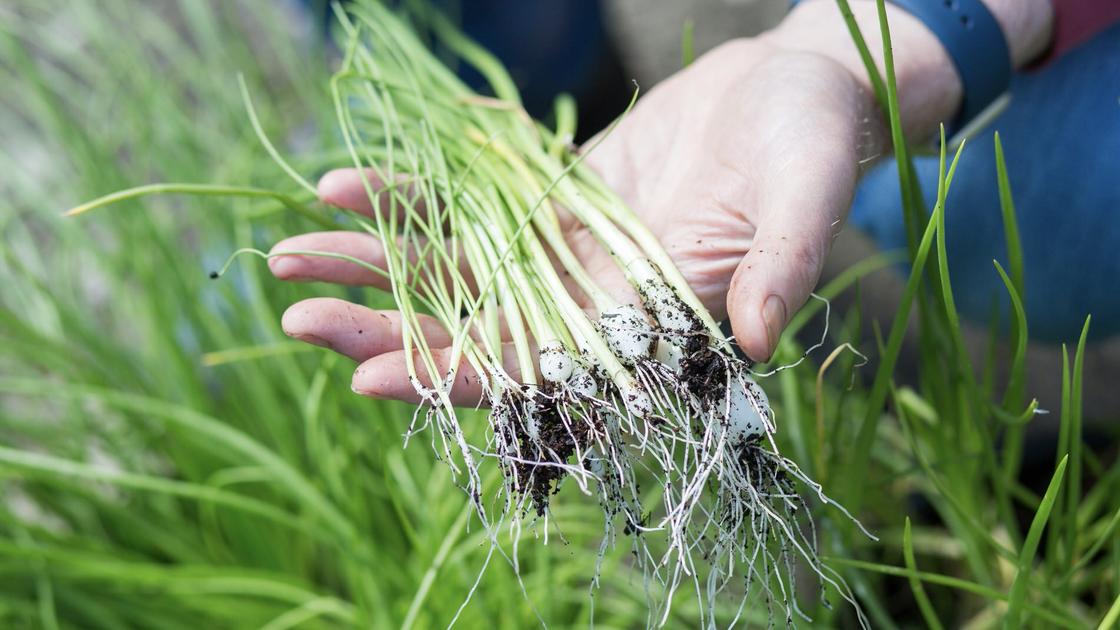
left=727, top=152, right=857, bottom=362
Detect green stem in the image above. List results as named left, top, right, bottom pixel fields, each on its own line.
left=66, top=183, right=342, bottom=230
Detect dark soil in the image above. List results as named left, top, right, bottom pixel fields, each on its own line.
left=498, top=389, right=596, bottom=516
left=679, top=345, right=725, bottom=404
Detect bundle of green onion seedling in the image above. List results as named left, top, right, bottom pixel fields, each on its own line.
left=322, top=4, right=871, bottom=626
left=70, top=2, right=869, bottom=626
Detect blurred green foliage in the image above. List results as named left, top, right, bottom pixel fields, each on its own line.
left=0, top=1, right=1115, bottom=627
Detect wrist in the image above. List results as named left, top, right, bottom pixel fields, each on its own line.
left=766, top=0, right=1053, bottom=140
left=767, top=1, right=961, bottom=141
left=985, top=0, right=1054, bottom=67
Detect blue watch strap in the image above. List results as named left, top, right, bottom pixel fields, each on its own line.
left=888, top=0, right=1011, bottom=132
left=788, top=0, right=1012, bottom=134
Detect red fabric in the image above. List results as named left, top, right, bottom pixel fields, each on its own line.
left=1039, top=0, right=1120, bottom=63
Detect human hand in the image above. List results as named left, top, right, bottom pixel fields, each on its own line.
left=268, top=0, right=1049, bottom=402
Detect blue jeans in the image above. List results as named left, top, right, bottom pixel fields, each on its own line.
left=849, top=25, right=1120, bottom=343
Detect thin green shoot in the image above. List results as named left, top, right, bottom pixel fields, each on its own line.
left=902, top=518, right=944, bottom=630
left=681, top=18, right=695, bottom=68
left=238, top=74, right=318, bottom=196
left=1004, top=455, right=1069, bottom=629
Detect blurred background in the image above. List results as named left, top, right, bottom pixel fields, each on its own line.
left=1, top=1, right=1116, bottom=628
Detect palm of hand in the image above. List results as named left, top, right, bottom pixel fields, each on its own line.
left=575, top=40, right=869, bottom=356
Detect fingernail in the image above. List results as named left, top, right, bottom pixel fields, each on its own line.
left=762, top=294, right=787, bottom=357
left=351, top=370, right=386, bottom=399
left=292, top=332, right=330, bottom=349
left=351, top=383, right=381, bottom=398
left=268, top=255, right=304, bottom=279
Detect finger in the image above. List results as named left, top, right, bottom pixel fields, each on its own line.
left=727, top=144, right=858, bottom=362
left=281, top=297, right=452, bottom=362
left=319, top=167, right=435, bottom=220
left=282, top=296, right=533, bottom=367
left=352, top=343, right=525, bottom=406
left=269, top=231, right=389, bottom=287
left=268, top=231, right=474, bottom=291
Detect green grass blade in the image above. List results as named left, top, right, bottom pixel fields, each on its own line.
left=1065, top=316, right=1091, bottom=583
left=0, top=379, right=360, bottom=547
left=824, top=557, right=1080, bottom=629
left=831, top=0, right=888, bottom=111
left=1004, top=455, right=1069, bottom=628
left=401, top=504, right=470, bottom=629
left=873, top=0, right=921, bottom=251
left=993, top=261, right=1029, bottom=409
left=847, top=204, right=940, bottom=508
left=1066, top=506, right=1120, bottom=580
left=0, top=446, right=317, bottom=539
left=65, top=182, right=343, bottom=230
left=681, top=18, right=695, bottom=67
left=1098, top=592, right=1120, bottom=630
left=903, top=518, right=944, bottom=630
left=994, top=132, right=1025, bottom=298
left=238, top=74, right=318, bottom=196
left=1050, top=344, right=1073, bottom=572
left=847, top=135, right=959, bottom=509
